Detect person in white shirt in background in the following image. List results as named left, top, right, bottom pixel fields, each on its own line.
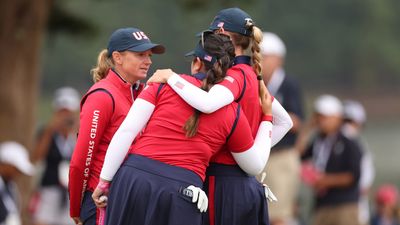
left=342, top=100, right=375, bottom=225
left=0, top=141, right=35, bottom=225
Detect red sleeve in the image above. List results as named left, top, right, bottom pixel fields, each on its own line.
left=68, top=91, right=113, bottom=217
left=137, top=83, right=160, bottom=105
left=218, top=68, right=244, bottom=101
left=226, top=106, right=254, bottom=153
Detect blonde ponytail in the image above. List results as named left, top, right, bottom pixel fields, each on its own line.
left=250, top=26, right=266, bottom=100
left=90, top=49, right=114, bottom=83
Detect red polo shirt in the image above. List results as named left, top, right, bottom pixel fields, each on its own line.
left=132, top=74, right=254, bottom=180
left=211, top=57, right=263, bottom=165
left=69, top=69, right=142, bottom=217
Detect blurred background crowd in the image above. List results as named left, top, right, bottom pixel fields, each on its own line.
left=0, top=0, right=399, bottom=225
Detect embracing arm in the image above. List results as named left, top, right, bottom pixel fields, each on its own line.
left=231, top=108, right=292, bottom=176
left=231, top=119, right=273, bottom=176
left=94, top=98, right=208, bottom=213
left=166, top=73, right=235, bottom=113
left=271, top=99, right=293, bottom=147
left=228, top=87, right=274, bottom=176
left=99, top=99, right=155, bottom=181
left=229, top=86, right=292, bottom=175
left=166, top=72, right=292, bottom=143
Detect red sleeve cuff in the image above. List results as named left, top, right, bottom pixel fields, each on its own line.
left=262, top=115, right=273, bottom=123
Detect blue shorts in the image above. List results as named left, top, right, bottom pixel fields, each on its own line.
left=203, top=163, right=269, bottom=225
left=106, top=154, right=203, bottom=225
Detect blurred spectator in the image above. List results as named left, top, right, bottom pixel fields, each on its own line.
left=31, top=87, right=80, bottom=225
left=0, top=141, right=35, bottom=225
left=343, top=100, right=375, bottom=225
left=257, top=32, right=304, bottom=225
left=371, top=184, right=399, bottom=225
left=299, top=95, right=363, bottom=225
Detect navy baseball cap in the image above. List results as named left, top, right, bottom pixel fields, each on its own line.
left=208, top=8, right=254, bottom=36
left=185, top=43, right=217, bottom=65
left=107, top=27, right=165, bottom=57
left=185, top=31, right=217, bottom=64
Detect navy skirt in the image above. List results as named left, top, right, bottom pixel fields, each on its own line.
left=203, top=163, right=269, bottom=225
left=80, top=191, right=97, bottom=225
left=106, top=154, right=203, bottom=225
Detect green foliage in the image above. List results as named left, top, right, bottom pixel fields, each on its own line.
left=40, top=0, right=400, bottom=95
left=47, top=1, right=97, bottom=37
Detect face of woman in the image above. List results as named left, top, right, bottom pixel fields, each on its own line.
left=114, top=50, right=153, bottom=83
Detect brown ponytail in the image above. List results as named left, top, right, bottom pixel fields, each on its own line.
left=90, top=49, right=114, bottom=83
left=184, top=34, right=235, bottom=137
left=250, top=26, right=266, bottom=100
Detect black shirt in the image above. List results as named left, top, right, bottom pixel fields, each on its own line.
left=271, top=75, right=304, bottom=150
left=38, top=131, right=74, bottom=187
left=302, top=131, right=363, bottom=208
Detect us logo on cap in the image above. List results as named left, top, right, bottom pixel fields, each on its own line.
left=204, top=55, right=213, bottom=62
left=132, top=32, right=149, bottom=40
left=217, top=22, right=224, bottom=28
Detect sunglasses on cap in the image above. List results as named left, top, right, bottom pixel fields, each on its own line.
left=199, top=30, right=213, bottom=48
left=185, top=31, right=218, bottom=64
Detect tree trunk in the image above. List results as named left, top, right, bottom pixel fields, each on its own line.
left=0, top=1, right=52, bottom=224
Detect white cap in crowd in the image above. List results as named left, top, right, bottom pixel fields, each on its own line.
left=343, top=100, right=366, bottom=125
left=314, top=95, right=343, bottom=117
left=0, top=141, right=35, bottom=176
left=53, top=87, right=81, bottom=112
left=260, top=32, right=286, bottom=57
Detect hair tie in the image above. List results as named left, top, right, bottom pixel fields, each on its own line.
left=257, top=75, right=263, bottom=80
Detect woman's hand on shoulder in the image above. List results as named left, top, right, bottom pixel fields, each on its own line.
left=147, top=69, right=175, bottom=84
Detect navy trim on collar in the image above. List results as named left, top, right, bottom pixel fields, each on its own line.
left=233, top=56, right=251, bottom=66
left=111, top=68, right=128, bottom=83
left=193, top=72, right=207, bottom=80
